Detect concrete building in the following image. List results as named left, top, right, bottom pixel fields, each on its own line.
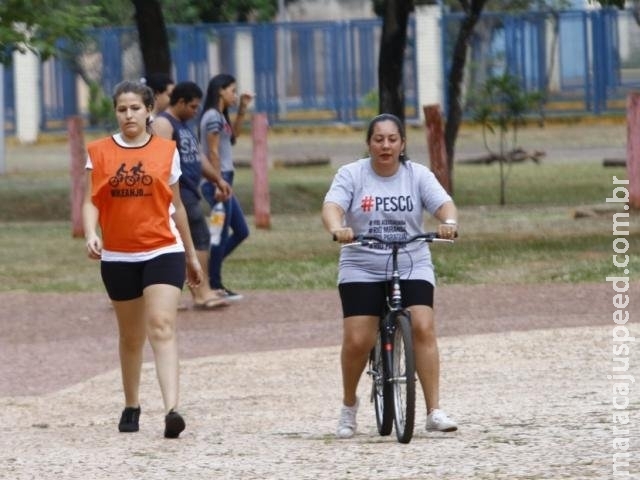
left=287, top=0, right=375, bottom=21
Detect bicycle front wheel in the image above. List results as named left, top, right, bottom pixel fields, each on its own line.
left=391, top=312, right=416, bottom=443
left=369, top=334, right=393, bottom=436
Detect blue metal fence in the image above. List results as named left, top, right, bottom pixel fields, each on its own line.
left=4, top=8, right=640, bottom=133
left=442, top=8, right=640, bottom=118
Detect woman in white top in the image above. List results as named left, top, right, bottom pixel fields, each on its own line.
left=322, top=113, right=459, bottom=438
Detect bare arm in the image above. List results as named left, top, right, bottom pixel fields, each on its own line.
left=82, top=171, right=102, bottom=260
left=433, top=200, right=458, bottom=239
left=170, top=182, right=203, bottom=288
left=151, top=116, right=173, bottom=140
left=201, top=152, right=232, bottom=201
left=322, top=201, right=353, bottom=243
left=231, top=93, right=253, bottom=139
left=202, top=130, right=231, bottom=201
left=205, top=131, right=222, bottom=175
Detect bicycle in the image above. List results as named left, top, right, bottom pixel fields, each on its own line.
left=342, top=232, right=454, bottom=443
left=125, top=172, right=152, bottom=186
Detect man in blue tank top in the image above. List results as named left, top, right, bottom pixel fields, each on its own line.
left=153, top=81, right=231, bottom=310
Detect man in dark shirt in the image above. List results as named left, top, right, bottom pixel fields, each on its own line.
left=152, top=81, right=231, bottom=310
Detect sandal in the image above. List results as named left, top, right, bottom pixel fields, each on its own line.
left=192, top=296, right=228, bottom=310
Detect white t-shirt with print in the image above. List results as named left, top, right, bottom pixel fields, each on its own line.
left=324, top=158, right=452, bottom=285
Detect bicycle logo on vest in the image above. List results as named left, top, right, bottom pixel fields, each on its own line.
left=109, top=161, right=153, bottom=187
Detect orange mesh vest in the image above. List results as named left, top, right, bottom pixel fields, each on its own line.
left=87, top=135, right=178, bottom=253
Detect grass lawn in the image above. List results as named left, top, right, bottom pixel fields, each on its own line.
left=0, top=161, right=637, bottom=292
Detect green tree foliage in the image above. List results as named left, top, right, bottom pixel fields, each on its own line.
left=0, top=0, right=101, bottom=64
left=0, top=0, right=298, bottom=66
left=146, top=0, right=296, bottom=24
left=87, top=80, right=116, bottom=129
left=85, top=0, right=136, bottom=26
left=199, top=0, right=277, bottom=22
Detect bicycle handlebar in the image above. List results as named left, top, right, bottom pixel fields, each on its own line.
left=335, top=232, right=456, bottom=246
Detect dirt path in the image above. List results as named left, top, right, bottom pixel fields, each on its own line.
left=0, top=282, right=627, bottom=397
left=4, top=121, right=627, bottom=173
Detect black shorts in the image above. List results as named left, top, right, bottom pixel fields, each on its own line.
left=338, top=280, right=434, bottom=317
left=183, top=198, right=210, bottom=251
left=101, top=252, right=186, bottom=301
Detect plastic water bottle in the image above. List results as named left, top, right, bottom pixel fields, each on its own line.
left=209, top=202, right=225, bottom=246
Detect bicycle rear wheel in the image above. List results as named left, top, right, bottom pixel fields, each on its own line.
left=391, top=312, right=416, bottom=443
left=369, top=334, right=393, bottom=436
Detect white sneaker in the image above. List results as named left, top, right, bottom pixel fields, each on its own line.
left=426, top=409, right=458, bottom=432
left=336, top=398, right=359, bottom=438
left=218, top=287, right=243, bottom=302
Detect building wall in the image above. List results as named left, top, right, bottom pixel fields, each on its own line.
left=287, top=0, right=374, bottom=21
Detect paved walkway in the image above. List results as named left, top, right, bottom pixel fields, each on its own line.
left=1, top=282, right=639, bottom=479
left=3, top=325, right=638, bottom=479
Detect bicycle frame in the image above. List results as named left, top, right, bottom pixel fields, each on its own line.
left=379, top=241, right=407, bottom=388
left=358, top=232, right=450, bottom=349
left=350, top=232, right=453, bottom=443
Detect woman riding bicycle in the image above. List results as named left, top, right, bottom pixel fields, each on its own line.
left=322, top=113, right=459, bottom=439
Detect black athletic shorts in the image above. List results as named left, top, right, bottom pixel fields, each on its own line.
left=183, top=198, right=210, bottom=251
left=101, top=252, right=186, bottom=301
left=338, top=280, right=434, bottom=317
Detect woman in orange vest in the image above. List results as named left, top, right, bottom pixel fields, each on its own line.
left=82, top=80, right=202, bottom=439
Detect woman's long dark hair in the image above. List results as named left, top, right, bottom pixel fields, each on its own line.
left=201, top=73, right=237, bottom=145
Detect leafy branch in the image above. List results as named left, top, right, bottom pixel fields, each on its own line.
left=468, top=73, right=545, bottom=205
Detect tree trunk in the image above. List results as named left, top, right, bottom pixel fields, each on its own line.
left=444, top=0, right=488, bottom=194
left=499, top=158, right=506, bottom=205
left=378, top=0, right=411, bottom=123
left=131, top=0, right=171, bottom=76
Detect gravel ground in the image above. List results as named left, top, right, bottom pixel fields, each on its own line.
left=1, top=283, right=639, bottom=479
left=2, top=325, right=638, bottom=479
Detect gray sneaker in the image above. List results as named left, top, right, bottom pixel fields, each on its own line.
left=336, top=398, right=359, bottom=438
left=426, top=409, right=458, bottom=432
